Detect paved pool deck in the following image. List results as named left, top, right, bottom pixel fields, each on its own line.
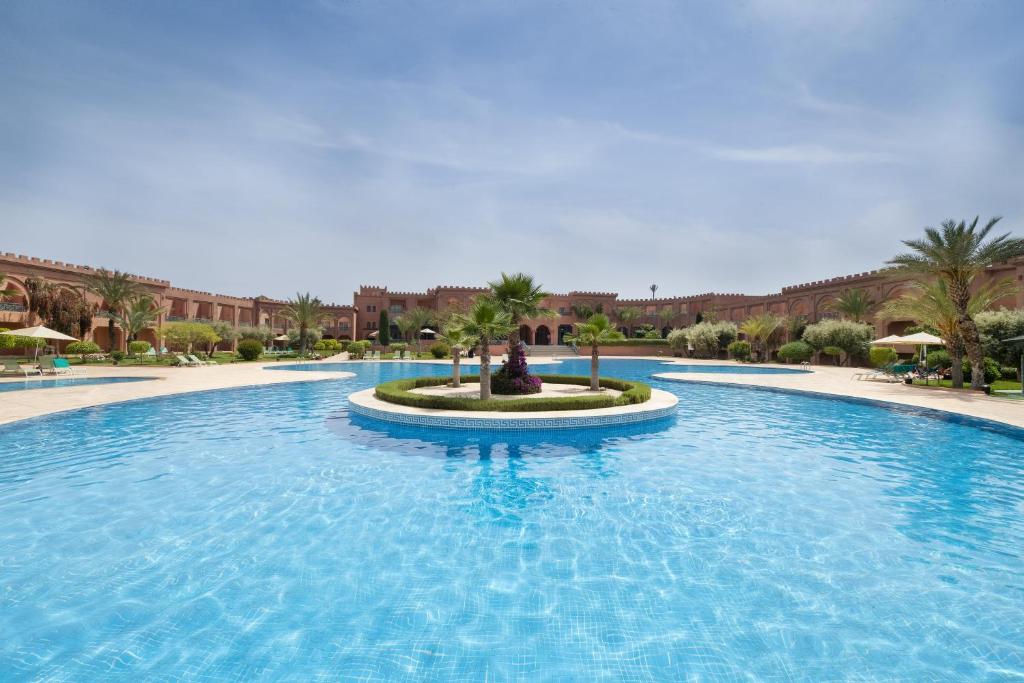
left=0, top=355, right=1020, bottom=430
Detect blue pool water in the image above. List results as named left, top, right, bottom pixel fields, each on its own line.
left=0, top=376, right=153, bottom=392
left=658, top=363, right=811, bottom=374
left=1, top=359, right=1021, bottom=680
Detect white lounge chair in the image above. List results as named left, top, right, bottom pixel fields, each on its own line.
left=2, top=359, right=41, bottom=377
left=187, top=354, right=216, bottom=366
left=175, top=354, right=200, bottom=367
left=403, top=350, right=413, bottom=360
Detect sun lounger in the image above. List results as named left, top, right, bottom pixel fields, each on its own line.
left=403, top=350, right=412, bottom=360
left=187, top=354, right=215, bottom=366
left=175, top=354, right=200, bottom=367
left=2, top=359, right=40, bottom=377
left=52, top=358, right=86, bottom=376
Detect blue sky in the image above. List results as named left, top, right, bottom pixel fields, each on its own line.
left=2, top=1, right=1022, bottom=301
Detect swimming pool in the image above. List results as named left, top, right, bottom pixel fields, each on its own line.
left=0, top=375, right=154, bottom=392
left=659, top=363, right=811, bottom=374
left=1, top=359, right=1021, bottom=679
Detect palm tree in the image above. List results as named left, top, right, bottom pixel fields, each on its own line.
left=826, top=288, right=876, bottom=322
left=658, top=306, right=675, bottom=334
left=113, top=295, right=166, bottom=354
left=393, top=313, right=415, bottom=344
left=402, top=307, right=435, bottom=352
left=486, top=272, right=553, bottom=364
left=566, top=313, right=625, bottom=390
left=439, top=323, right=475, bottom=388
left=452, top=298, right=514, bottom=400
left=739, top=313, right=782, bottom=362
left=82, top=268, right=139, bottom=352
left=615, top=306, right=641, bottom=337
left=880, top=277, right=1017, bottom=388
left=888, top=216, right=1024, bottom=389
left=281, top=292, right=328, bottom=355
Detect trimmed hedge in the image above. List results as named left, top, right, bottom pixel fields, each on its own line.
left=374, top=374, right=652, bottom=412
left=598, top=338, right=669, bottom=346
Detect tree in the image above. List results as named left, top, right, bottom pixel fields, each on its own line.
left=378, top=309, right=391, bottom=347
left=801, top=320, right=873, bottom=366
left=685, top=321, right=737, bottom=358
left=163, top=322, right=219, bottom=354
left=485, top=272, right=553, bottom=377
left=888, top=216, right=1024, bottom=388
left=280, top=292, right=328, bottom=355
left=210, top=321, right=239, bottom=356
left=738, top=314, right=782, bottom=362
left=826, top=289, right=876, bottom=322
left=566, top=313, right=625, bottom=390
left=658, top=306, right=675, bottom=333
left=22, top=281, right=96, bottom=338
left=82, top=268, right=140, bottom=352
left=615, top=306, right=641, bottom=336
left=401, top=307, right=434, bottom=352
left=666, top=328, right=688, bottom=355
left=113, top=295, right=165, bottom=355
left=451, top=298, right=514, bottom=400
left=439, top=324, right=476, bottom=388
left=880, top=277, right=1015, bottom=388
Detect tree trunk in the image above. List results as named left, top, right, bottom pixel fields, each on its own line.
left=950, top=346, right=965, bottom=389
left=479, top=339, right=491, bottom=400
left=107, top=318, right=116, bottom=353
left=590, top=344, right=600, bottom=391
left=951, top=279, right=985, bottom=389
left=452, top=349, right=461, bottom=388
left=300, top=326, right=307, bottom=356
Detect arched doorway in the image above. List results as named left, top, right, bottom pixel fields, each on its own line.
left=557, top=324, right=573, bottom=345
left=535, top=325, right=551, bottom=345
left=519, top=325, right=533, bottom=345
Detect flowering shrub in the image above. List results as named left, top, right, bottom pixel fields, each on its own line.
left=491, top=343, right=543, bottom=394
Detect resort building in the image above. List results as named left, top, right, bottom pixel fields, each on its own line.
left=3, top=250, right=1022, bottom=350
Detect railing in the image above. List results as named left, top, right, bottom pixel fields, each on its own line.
left=0, top=302, right=26, bottom=312
left=166, top=315, right=186, bottom=321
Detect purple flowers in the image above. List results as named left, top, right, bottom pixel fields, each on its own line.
left=491, top=342, right=543, bottom=394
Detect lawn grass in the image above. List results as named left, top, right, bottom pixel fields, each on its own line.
left=911, top=378, right=1022, bottom=391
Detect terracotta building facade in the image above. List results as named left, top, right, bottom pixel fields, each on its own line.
left=2, top=250, right=1022, bottom=351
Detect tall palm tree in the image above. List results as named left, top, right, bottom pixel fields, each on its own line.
left=393, top=313, right=416, bottom=344
left=739, top=313, right=782, bottom=362
left=113, top=295, right=166, bottom=354
left=615, top=306, right=641, bottom=337
left=402, top=307, right=435, bottom=352
left=452, top=298, right=514, bottom=400
left=888, top=216, right=1024, bottom=388
left=880, top=277, right=1017, bottom=388
left=281, top=292, right=328, bottom=355
left=566, top=313, right=625, bottom=390
left=826, top=288, right=876, bottom=322
left=82, top=268, right=139, bottom=352
left=486, top=272, right=554, bottom=370
left=439, top=323, right=475, bottom=388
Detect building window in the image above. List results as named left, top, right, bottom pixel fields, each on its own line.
left=559, top=307, right=569, bottom=315
left=365, top=304, right=376, bottom=313
left=389, top=304, right=404, bottom=315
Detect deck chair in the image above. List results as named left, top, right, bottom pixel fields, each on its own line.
left=175, top=354, right=200, bottom=367
left=52, top=358, right=86, bottom=376
left=187, top=354, right=215, bottom=366
left=2, top=359, right=40, bottom=377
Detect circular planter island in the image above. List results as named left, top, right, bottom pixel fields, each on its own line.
left=348, top=374, right=678, bottom=430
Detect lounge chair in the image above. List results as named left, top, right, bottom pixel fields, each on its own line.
left=52, top=358, right=86, bottom=376
left=37, top=356, right=58, bottom=375
left=404, top=350, right=413, bottom=360
left=2, top=359, right=40, bottom=377
left=392, top=351, right=402, bottom=360
left=372, top=350, right=380, bottom=360
left=187, top=354, right=215, bottom=366
left=175, top=354, right=200, bottom=367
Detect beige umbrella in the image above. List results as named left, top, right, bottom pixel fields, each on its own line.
left=0, top=325, right=78, bottom=361
left=870, top=334, right=907, bottom=345
left=273, top=333, right=290, bottom=350
left=899, top=331, right=944, bottom=363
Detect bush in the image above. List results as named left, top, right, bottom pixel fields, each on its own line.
left=66, top=340, right=102, bottom=358
left=321, top=339, right=342, bottom=351
left=313, top=340, right=326, bottom=351
left=0, top=328, right=46, bottom=350
left=338, top=340, right=351, bottom=352
left=975, top=309, right=1024, bottom=366
left=666, top=328, right=688, bottom=355
left=110, top=351, right=125, bottom=363
left=128, top=340, right=151, bottom=355
left=801, top=320, right=873, bottom=362
left=926, top=349, right=952, bottom=369
left=685, top=321, right=737, bottom=358
left=237, top=339, right=263, bottom=361
left=429, top=342, right=450, bottom=359
left=727, top=340, right=751, bottom=361
left=1000, top=365, right=1018, bottom=381
left=822, top=346, right=844, bottom=364
left=374, top=374, right=651, bottom=411
left=348, top=340, right=371, bottom=358
left=963, top=357, right=1002, bottom=384
left=777, top=341, right=813, bottom=364
left=869, top=347, right=898, bottom=368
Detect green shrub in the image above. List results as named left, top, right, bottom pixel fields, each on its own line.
left=429, top=342, right=450, bottom=359
left=378, top=310, right=390, bottom=346
left=777, top=341, right=813, bottom=363
left=313, top=340, right=326, bottom=351
left=128, top=340, right=151, bottom=355
left=926, top=349, right=952, bottom=369
left=685, top=321, right=737, bottom=358
left=321, top=339, right=342, bottom=351
left=66, top=340, right=102, bottom=358
left=666, top=328, right=688, bottom=355
left=869, top=347, right=898, bottom=368
left=999, top=365, right=1018, bottom=381
left=237, top=339, right=263, bottom=361
left=348, top=340, right=371, bottom=358
left=110, top=350, right=125, bottom=363
left=963, top=357, right=1002, bottom=384
left=727, top=340, right=751, bottom=361
left=0, top=328, right=46, bottom=350
left=802, top=320, right=873, bottom=361
left=975, top=309, right=1024, bottom=366
left=374, top=374, right=652, bottom=412
left=338, top=340, right=351, bottom=352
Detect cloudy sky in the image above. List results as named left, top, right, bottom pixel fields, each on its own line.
left=2, top=1, right=1022, bottom=301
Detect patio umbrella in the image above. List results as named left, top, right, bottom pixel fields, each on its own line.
left=419, top=327, right=437, bottom=337
left=899, top=331, right=944, bottom=363
left=273, top=333, right=290, bottom=349
left=870, top=334, right=907, bottom=345
left=0, top=325, right=78, bottom=361
left=1002, top=335, right=1024, bottom=396
left=367, top=331, right=378, bottom=338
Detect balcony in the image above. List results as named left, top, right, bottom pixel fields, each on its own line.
left=0, top=302, right=26, bottom=312
left=166, top=315, right=187, bottom=321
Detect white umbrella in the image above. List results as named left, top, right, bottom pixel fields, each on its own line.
left=367, top=331, right=379, bottom=338
left=0, top=325, right=78, bottom=361
left=899, top=331, right=944, bottom=363
left=870, top=334, right=907, bottom=345
left=419, top=327, right=437, bottom=336
left=273, top=333, right=290, bottom=350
